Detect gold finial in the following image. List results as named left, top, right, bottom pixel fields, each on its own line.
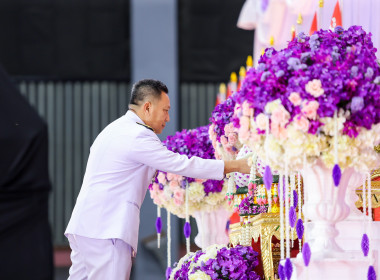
left=375, top=144, right=380, bottom=153
left=246, top=55, right=253, bottom=68
left=219, top=83, right=226, bottom=94
left=269, top=36, right=274, bottom=46
left=230, top=72, right=237, bottom=83
left=297, top=13, right=303, bottom=25
left=319, top=0, right=324, bottom=8
left=239, top=66, right=246, bottom=78
left=261, top=48, right=265, bottom=56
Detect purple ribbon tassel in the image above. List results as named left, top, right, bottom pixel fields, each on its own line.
left=156, top=217, right=162, bottom=234
left=332, top=164, right=341, bottom=187
left=289, top=206, right=297, bottom=228
left=303, top=242, right=311, bottom=267
left=361, top=233, right=370, bottom=257
left=296, top=219, right=304, bottom=240
left=184, top=222, right=191, bottom=239
left=264, top=165, right=273, bottom=191
left=165, top=267, right=172, bottom=279
left=368, top=265, right=376, bottom=280
left=278, top=264, right=285, bottom=280
left=285, top=258, right=293, bottom=280
left=293, top=190, right=298, bottom=208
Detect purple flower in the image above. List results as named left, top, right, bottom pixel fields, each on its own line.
left=351, top=96, right=364, bottom=113
left=362, top=233, right=370, bottom=257
left=303, top=242, right=312, bottom=266
left=195, top=245, right=260, bottom=280
left=154, top=126, right=225, bottom=195
left=210, top=98, right=236, bottom=142
left=232, top=26, right=380, bottom=139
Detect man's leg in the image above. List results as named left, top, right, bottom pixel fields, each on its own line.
left=68, top=235, right=132, bottom=280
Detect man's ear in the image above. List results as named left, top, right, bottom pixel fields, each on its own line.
left=143, top=101, right=151, bottom=115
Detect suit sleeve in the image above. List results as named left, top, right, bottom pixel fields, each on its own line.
left=128, top=130, right=225, bottom=180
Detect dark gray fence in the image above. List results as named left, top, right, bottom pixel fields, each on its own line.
left=17, top=80, right=218, bottom=246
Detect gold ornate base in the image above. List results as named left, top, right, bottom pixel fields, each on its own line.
left=230, top=213, right=299, bottom=280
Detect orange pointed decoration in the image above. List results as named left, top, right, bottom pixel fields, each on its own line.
left=215, top=83, right=227, bottom=106
left=309, top=12, right=318, bottom=35
left=330, top=1, right=342, bottom=29
left=291, top=25, right=296, bottom=40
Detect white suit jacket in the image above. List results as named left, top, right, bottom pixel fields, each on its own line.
left=65, top=111, right=224, bottom=254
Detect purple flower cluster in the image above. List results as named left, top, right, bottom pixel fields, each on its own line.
left=234, top=26, right=380, bottom=137
left=171, top=250, right=205, bottom=280
left=157, top=125, right=224, bottom=195
left=198, top=245, right=260, bottom=280
left=170, top=246, right=260, bottom=279
left=165, top=125, right=215, bottom=159
left=210, top=97, right=236, bottom=141
left=239, top=196, right=268, bottom=215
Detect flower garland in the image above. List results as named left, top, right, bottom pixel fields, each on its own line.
left=168, top=244, right=261, bottom=280
left=149, top=126, right=231, bottom=218
left=232, top=26, right=380, bottom=173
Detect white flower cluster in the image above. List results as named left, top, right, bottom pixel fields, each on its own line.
left=149, top=174, right=232, bottom=218
left=237, top=98, right=380, bottom=173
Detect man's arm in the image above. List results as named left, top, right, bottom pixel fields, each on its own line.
left=224, top=159, right=250, bottom=175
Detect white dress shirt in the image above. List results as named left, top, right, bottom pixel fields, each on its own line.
left=65, top=110, right=224, bottom=254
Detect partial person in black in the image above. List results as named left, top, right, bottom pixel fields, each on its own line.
left=0, top=65, right=53, bottom=280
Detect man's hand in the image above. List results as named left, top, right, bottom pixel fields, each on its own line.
left=223, top=159, right=251, bottom=175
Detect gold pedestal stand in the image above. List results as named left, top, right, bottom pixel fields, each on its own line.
left=230, top=213, right=298, bottom=280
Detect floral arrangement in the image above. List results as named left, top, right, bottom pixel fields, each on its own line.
left=239, top=194, right=268, bottom=215
left=233, top=26, right=380, bottom=172
left=209, top=97, right=242, bottom=160
left=168, top=244, right=261, bottom=280
left=149, top=126, right=231, bottom=218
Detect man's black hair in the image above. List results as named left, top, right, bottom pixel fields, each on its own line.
left=129, top=79, right=168, bottom=106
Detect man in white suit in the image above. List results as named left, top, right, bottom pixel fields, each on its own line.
left=65, top=79, right=250, bottom=279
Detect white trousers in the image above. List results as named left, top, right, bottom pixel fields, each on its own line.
left=67, top=234, right=132, bottom=280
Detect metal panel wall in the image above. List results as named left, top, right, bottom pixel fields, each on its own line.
left=179, top=82, right=219, bottom=130
left=16, top=80, right=217, bottom=246
left=18, top=80, right=131, bottom=245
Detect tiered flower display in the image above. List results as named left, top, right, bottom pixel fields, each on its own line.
left=209, top=97, right=242, bottom=160
left=233, top=26, right=380, bottom=173
left=168, top=244, right=261, bottom=280
left=149, top=126, right=231, bottom=218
